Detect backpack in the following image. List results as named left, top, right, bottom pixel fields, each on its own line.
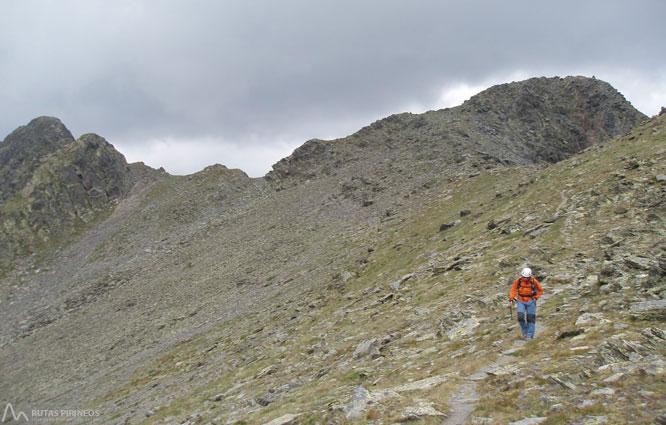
left=517, top=276, right=537, bottom=299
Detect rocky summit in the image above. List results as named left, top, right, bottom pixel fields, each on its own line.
left=0, top=117, right=139, bottom=270
left=0, top=76, right=663, bottom=425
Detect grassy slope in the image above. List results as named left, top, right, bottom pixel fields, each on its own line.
left=87, top=115, right=665, bottom=424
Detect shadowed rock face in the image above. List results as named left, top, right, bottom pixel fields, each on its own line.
left=0, top=117, right=75, bottom=203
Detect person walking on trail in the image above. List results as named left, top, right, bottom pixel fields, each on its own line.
left=509, top=268, right=544, bottom=340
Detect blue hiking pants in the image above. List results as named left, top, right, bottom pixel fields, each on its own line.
left=516, top=299, right=537, bottom=338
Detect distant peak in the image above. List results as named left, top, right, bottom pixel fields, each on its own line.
left=3, top=116, right=74, bottom=148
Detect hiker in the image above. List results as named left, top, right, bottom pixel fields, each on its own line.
left=509, top=268, right=544, bottom=340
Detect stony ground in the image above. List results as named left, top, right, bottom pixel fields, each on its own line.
left=44, top=115, right=663, bottom=424
left=0, top=80, right=663, bottom=425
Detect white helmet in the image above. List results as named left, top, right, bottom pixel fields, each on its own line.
left=521, top=267, right=532, bottom=278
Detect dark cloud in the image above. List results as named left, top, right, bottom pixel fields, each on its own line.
left=1, top=0, right=664, bottom=175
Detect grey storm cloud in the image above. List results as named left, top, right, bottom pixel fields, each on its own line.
left=1, top=0, right=665, bottom=176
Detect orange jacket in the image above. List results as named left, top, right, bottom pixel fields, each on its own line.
left=510, top=276, right=544, bottom=302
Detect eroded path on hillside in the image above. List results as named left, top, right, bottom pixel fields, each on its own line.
left=443, top=295, right=551, bottom=425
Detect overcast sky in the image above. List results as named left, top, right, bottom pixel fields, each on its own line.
left=1, top=1, right=665, bottom=177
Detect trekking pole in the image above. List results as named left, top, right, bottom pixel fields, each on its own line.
left=509, top=299, right=513, bottom=320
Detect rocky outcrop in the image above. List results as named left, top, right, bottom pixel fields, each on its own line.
left=459, top=76, right=645, bottom=163
left=0, top=119, right=135, bottom=269
left=0, top=117, right=75, bottom=203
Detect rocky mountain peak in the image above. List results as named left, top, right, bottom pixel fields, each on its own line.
left=0, top=116, right=76, bottom=202
left=462, top=75, right=643, bottom=141
left=2, top=116, right=74, bottom=150
left=266, top=76, right=646, bottom=188
left=0, top=123, right=135, bottom=270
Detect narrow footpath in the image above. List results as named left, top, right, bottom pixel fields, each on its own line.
left=443, top=293, right=552, bottom=425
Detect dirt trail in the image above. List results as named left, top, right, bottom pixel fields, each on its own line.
left=443, top=293, right=552, bottom=424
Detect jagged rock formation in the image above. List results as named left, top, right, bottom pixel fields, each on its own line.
left=0, top=77, right=663, bottom=424
left=0, top=117, right=135, bottom=269
left=0, top=116, right=76, bottom=202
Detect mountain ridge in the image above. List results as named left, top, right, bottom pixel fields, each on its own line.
left=266, top=76, right=644, bottom=188
left=0, top=76, right=663, bottom=424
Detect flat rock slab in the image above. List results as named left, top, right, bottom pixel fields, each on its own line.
left=509, top=417, right=547, bottom=425
left=389, top=374, right=450, bottom=392
left=263, top=413, right=300, bottom=425
left=343, top=386, right=399, bottom=419
left=502, top=347, right=522, bottom=355
left=630, top=300, right=666, bottom=319
left=466, top=371, right=488, bottom=381
left=569, top=416, right=609, bottom=425
left=343, top=374, right=451, bottom=418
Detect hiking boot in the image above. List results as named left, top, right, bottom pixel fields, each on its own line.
left=521, top=334, right=527, bottom=340
left=527, top=337, right=533, bottom=340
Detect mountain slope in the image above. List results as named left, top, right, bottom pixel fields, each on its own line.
left=0, top=76, right=661, bottom=424
left=96, top=113, right=664, bottom=425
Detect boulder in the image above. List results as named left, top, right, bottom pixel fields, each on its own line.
left=391, top=272, right=415, bottom=290
left=487, top=217, right=511, bottom=230
left=575, top=312, right=605, bottom=327
left=440, top=222, right=456, bottom=232
left=402, top=402, right=445, bottom=420
left=338, top=271, right=355, bottom=283
left=353, top=335, right=392, bottom=359
left=590, top=387, right=615, bottom=396
left=256, top=392, right=277, bottom=406
left=343, top=386, right=397, bottom=419
left=556, top=329, right=585, bottom=339
left=447, top=317, right=480, bottom=341
left=598, top=261, right=620, bottom=284
left=431, top=256, right=470, bottom=274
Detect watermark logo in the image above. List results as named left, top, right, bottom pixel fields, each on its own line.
left=2, top=403, right=101, bottom=423
left=2, top=403, right=29, bottom=422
